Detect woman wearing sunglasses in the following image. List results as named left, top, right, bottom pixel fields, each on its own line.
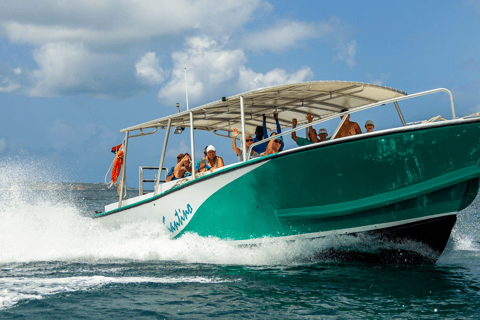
left=264, top=135, right=283, bottom=156
left=232, top=128, right=261, bottom=161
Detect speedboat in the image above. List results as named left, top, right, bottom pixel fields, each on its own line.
left=94, top=81, right=480, bottom=264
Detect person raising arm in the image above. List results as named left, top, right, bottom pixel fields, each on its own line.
left=291, top=114, right=317, bottom=146
left=232, top=128, right=260, bottom=161
left=173, top=153, right=192, bottom=179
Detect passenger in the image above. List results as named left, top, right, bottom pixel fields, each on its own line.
left=232, top=128, right=261, bottom=161
left=318, top=128, right=329, bottom=142
left=252, top=125, right=266, bottom=154
left=335, top=108, right=362, bottom=138
left=365, top=120, right=375, bottom=133
left=263, top=113, right=284, bottom=151
left=201, top=145, right=224, bottom=172
left=252, top=112, right=283, bottom=153
left=264, top=136, right=283, bottom=156
left=173, top=153, right=193, bottom=180
left=166, top=153, right=184, bottom=182
left=291, top=113, right=317, bottom=146
left=195, top=146, right=208, bottom=173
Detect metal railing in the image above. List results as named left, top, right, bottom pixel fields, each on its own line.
left=246, top=88, right=456, bottom=160
left=139, top=166, right=167, bottom=196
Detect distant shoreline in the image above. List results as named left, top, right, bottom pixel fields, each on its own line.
left=10, top=181, right=138, bottom=191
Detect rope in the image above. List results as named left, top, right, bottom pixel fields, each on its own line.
left=104, top=156, right=115, bottom=189
left=421, top=115, right=446, bottom=123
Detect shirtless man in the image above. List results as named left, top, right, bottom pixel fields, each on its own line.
left=335, top=108, right=362, bottom=138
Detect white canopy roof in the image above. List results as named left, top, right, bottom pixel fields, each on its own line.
left=121, top=81, right=407, bottom=135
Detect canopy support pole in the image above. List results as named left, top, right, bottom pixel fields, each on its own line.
left=154, top=119, right=171, bottom=196
left=118, top=131, right=129, bottom=208
left=240, top=96, right=247, bottom=162
left=394, top=101, right=407, bottom=126
left=189, top=112, right=196, bottom=179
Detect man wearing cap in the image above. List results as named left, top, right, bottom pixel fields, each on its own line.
left=365, top=120, right=375, bottom=133
left=232, top=128, right=261, bottom=161
left=291, top=113, right=328, bottom=145
left=201, top=145, right=224, bottom=172
left=335, top=108, right=362, bottom=138
left=317, top=128, right=329, bottom=142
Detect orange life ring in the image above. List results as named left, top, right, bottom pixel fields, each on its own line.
left=111, top=149, right=123, bottom=184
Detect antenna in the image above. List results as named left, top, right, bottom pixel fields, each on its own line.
left=184, top=68, right=189, bottom=111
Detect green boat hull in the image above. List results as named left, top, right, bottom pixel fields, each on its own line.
left=179, top=120, right=480, bottom=255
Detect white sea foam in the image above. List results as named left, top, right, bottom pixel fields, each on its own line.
left=0, top=275, right=231, bottom=310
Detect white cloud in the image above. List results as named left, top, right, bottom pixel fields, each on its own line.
left=367, top=72, right=390, bottom=86
left=336, top=40, right=357, bottom=68
left=238, top=66, right=313, bottom=91
left=0, top=0, right=267, bottom=46
left=0, top=2, right=351, bottom=100
left=466, top=0, right=480, bottom=15
left=158, top=37, right=313, bottom=107
left=158, top=37, right=247, bottom=106
left=244, top=21, right=318, bottom=52
left=0, top=78, right=20, bottom=93
left=30, top=43, right=91, bottom=97
left=0, top=0, right=269, bottom=99
left=135, top=52, right=165, bottom=85
left=243, top=16, right=358, bottom=68
left=0, top=138, right=6, bottom=153
left=243, top=20, right=335, bottom=52
left=27, top=42, right=145, bottom=98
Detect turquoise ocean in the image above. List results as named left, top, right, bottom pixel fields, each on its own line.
left=1, top=160, right=480, bottom=319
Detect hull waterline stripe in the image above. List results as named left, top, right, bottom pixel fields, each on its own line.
left=229, top=212, right=457, bottom=245
left=275, top=163, right=480, bottom=220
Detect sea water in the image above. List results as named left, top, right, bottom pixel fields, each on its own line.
left=1, top=158, right=480, bottom=319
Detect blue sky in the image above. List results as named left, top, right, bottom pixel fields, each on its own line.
left=1, top=0, right=480, bottom=186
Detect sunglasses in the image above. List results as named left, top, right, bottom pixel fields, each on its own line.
left=246, top=139, right=253, bottom=142
left=274, top=139, right=282, bottom=143
left=177, top=156, right=182, bottom=159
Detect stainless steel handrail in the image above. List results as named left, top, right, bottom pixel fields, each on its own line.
left=246, top=88, right=455, bottom=160
left=140, top=166, right=168, bottom=195
left=128, top=127, right=158, bottom=138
